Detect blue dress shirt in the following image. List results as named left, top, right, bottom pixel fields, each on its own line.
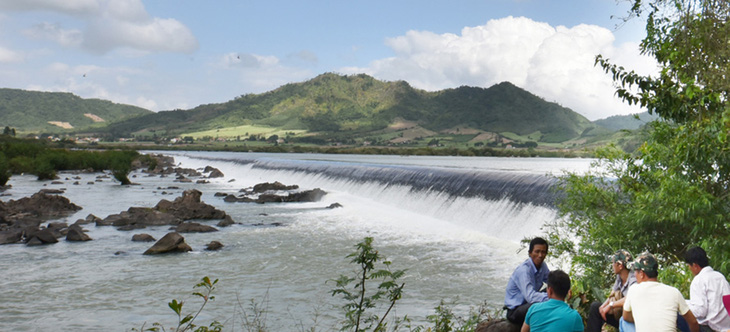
left=504, top=258, right=549, bottom=309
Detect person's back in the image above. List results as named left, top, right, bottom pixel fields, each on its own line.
left=624, top=281, right=688, bottom=331
left=522, top=269, right=583, bottom=332
left=621, top=251, right=699, bottom=332
left=523, top=298, right=582, bottom=332
left=685, top=246, right=730, bottom=331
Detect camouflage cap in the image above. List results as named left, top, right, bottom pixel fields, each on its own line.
left=631, top=251, right=658, bottom=274
left=611, top=249, right=633, bottom=267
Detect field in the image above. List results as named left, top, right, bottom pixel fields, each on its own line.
left=182, top=125, right=307, bottom=140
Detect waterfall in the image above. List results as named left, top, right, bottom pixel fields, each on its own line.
left=171, top=152, right=566, bottom=242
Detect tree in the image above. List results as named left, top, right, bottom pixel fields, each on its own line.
left=548, top=0, right=730, bottom=296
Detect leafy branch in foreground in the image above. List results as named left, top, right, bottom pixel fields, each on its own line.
left=331, top=237, right=407, bottom=332
left=133, top=276, right=222, bottom=332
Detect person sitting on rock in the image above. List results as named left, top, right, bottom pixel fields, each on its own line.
left=522, top=269, right=583, bottom=332
left=585, top=249, right=636, bottom=332
left=504, top=237, right=550, bottom=325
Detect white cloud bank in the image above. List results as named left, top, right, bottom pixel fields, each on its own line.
left=3, top=0, right=197, bottom=54
left=345, top=16, right=657, bottom=120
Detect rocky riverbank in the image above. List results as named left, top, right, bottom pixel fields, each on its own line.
left=0, top=154, right=333, bottom=254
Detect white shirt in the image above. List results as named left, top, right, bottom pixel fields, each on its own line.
left=624, top=281, right=690, bottom=332
left=687, top=266, right=730, bottom=331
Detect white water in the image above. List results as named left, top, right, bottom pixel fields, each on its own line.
left=0, top=152, right=592, bottom=331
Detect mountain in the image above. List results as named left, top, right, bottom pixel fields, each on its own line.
left=0, top=88, right=152, bottom=133
left=593, top=112, right=659, bottom=130
left=103, top=73, right=596, bottom=143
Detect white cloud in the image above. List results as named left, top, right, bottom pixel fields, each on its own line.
left=23, top=22, right=83, bottom=47
left=84, top=16, right=198, bottom=54
left=0, top=46, right=23, bottom=62
left=0, top=0, right=99, bottom=16
left=347, top=16, right=656, bottom=120
left=4, top=0, right=198, bottom=54
left=220, top=52, right=280, bottom=68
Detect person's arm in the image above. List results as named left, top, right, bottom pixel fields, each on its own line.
left=600, top=296, right=627, bottom=319
left=521, top=323, right=530, bottom=332
left=682, top=309, right=700, bottom=332
left=622, top=309, right=634, bottom=323
left=686, top=278, right=707, bottom=320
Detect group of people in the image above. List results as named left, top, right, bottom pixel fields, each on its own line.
left=504, top=237, right=730, bottom=332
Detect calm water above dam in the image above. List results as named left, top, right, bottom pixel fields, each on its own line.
left=0, top=152, right=592, bottom=331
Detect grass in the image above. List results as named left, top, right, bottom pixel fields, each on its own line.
left=182, top=125, right=307, bottom=140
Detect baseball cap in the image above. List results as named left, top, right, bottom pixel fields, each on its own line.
left=632, top=251, right=658, bottom=274
left=611, top=249, right=633, bottom=267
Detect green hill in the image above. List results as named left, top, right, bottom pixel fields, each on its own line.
left=104, top=73, right=597, bottom=143
left=593, top=111, right=660, bottom=130
left=0, top=88, right=152, bottom=133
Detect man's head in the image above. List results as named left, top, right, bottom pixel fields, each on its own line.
left=547, top=269, right=571, bottom=300
left=611, top=249, right=633, bottom=274
left=528, top=237, right=548, bottom=268
left=684, top=246, right=709, bottom=276
left=632, top=251, right=659, bottom=281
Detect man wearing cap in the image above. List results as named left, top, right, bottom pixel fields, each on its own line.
left=620, top=251, right=700, bottom=332
left=521, top=269, right=584, bottom=332
left=585, top=249, right=637, bottom=332
left=505, top=237, right=550, bottom=325
left=684, top=246, right=730, bottom=332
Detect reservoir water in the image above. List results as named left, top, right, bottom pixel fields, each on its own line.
left=0, top=151, right=592, bottom=331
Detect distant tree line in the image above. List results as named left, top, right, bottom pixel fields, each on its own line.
left=0, top=136, right=139, bottom=186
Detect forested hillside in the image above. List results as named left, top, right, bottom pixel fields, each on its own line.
left=0, top=89, right=152, bottom=133
left=104, top=73, right=595, bottom=143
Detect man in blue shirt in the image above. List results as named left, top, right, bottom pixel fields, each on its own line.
left=522, top=269, right=584, bottom=332
left=505, top=237, right=550, bottom=325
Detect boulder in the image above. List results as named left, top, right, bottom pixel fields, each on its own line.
left=475, top=319, right=520, bottom=332
left=66, top=224, right=92, bottom=241
left=217, top=215, right=235, bottom=227
left=102, top=207, right=181, bottom=228
left=288, top=188, right=326, bottom=202
left=0, top=229, right=23, bottom=244
left=4, top=192, right=82, bottom=221
left=26, top=228, right=59, bottom=246
left=143, top=232, right=192, bottom=255
left=132, top=233, right=156, bottom=242
left=74, top=214, right=101, bottom=225
left=176, top=222, right=218, bottom=233
left=155, top=189, right=226, bottom=220
left=326, top=202, right=343, bottom=209
left=208, top=169, right=224, bottom=178
left=252, top=181, right=299, bottom=193
left=205, top=241, right=224, bottom=251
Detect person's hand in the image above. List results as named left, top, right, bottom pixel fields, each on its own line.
left=599, top=302, right=612, bottom=320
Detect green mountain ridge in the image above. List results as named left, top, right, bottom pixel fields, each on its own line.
left=0, top=88, right=153, bottom=133
left=102, top=73, right=597, bottom=143
left=593, top=111, right=659, bottom=131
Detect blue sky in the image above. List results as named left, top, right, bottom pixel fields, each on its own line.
left=0, top=0, right=656, bottom=120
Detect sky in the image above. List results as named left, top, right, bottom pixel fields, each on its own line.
left=0, top=0, right=658, bottom=121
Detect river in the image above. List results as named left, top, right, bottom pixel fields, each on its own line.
left=0, top=151, right=593, bottom=331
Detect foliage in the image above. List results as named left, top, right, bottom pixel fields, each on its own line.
left=331, top=237, right=407, bottom=332
left=133, top=276, right=222, bottom=332
left=415, top=300, right=497, bottom=332
left=593, top=111, right=659, bottom=131
left=0, top=152, right=10, bottom=186
left=547, top=0, right=730, bottom=304
left=100, top=73, right=595, bottom=144
left=0, top=136, right=138, bottom=182
left=0, top=88, right=151, bottom=133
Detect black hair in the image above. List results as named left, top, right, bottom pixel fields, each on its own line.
left=684, top=246, right=709, bottom=268
left=529, top=237, right=549, bottom=253
left=548, top=269, right=571, bottom=299
left=643, top=269, right=658, bottom=279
